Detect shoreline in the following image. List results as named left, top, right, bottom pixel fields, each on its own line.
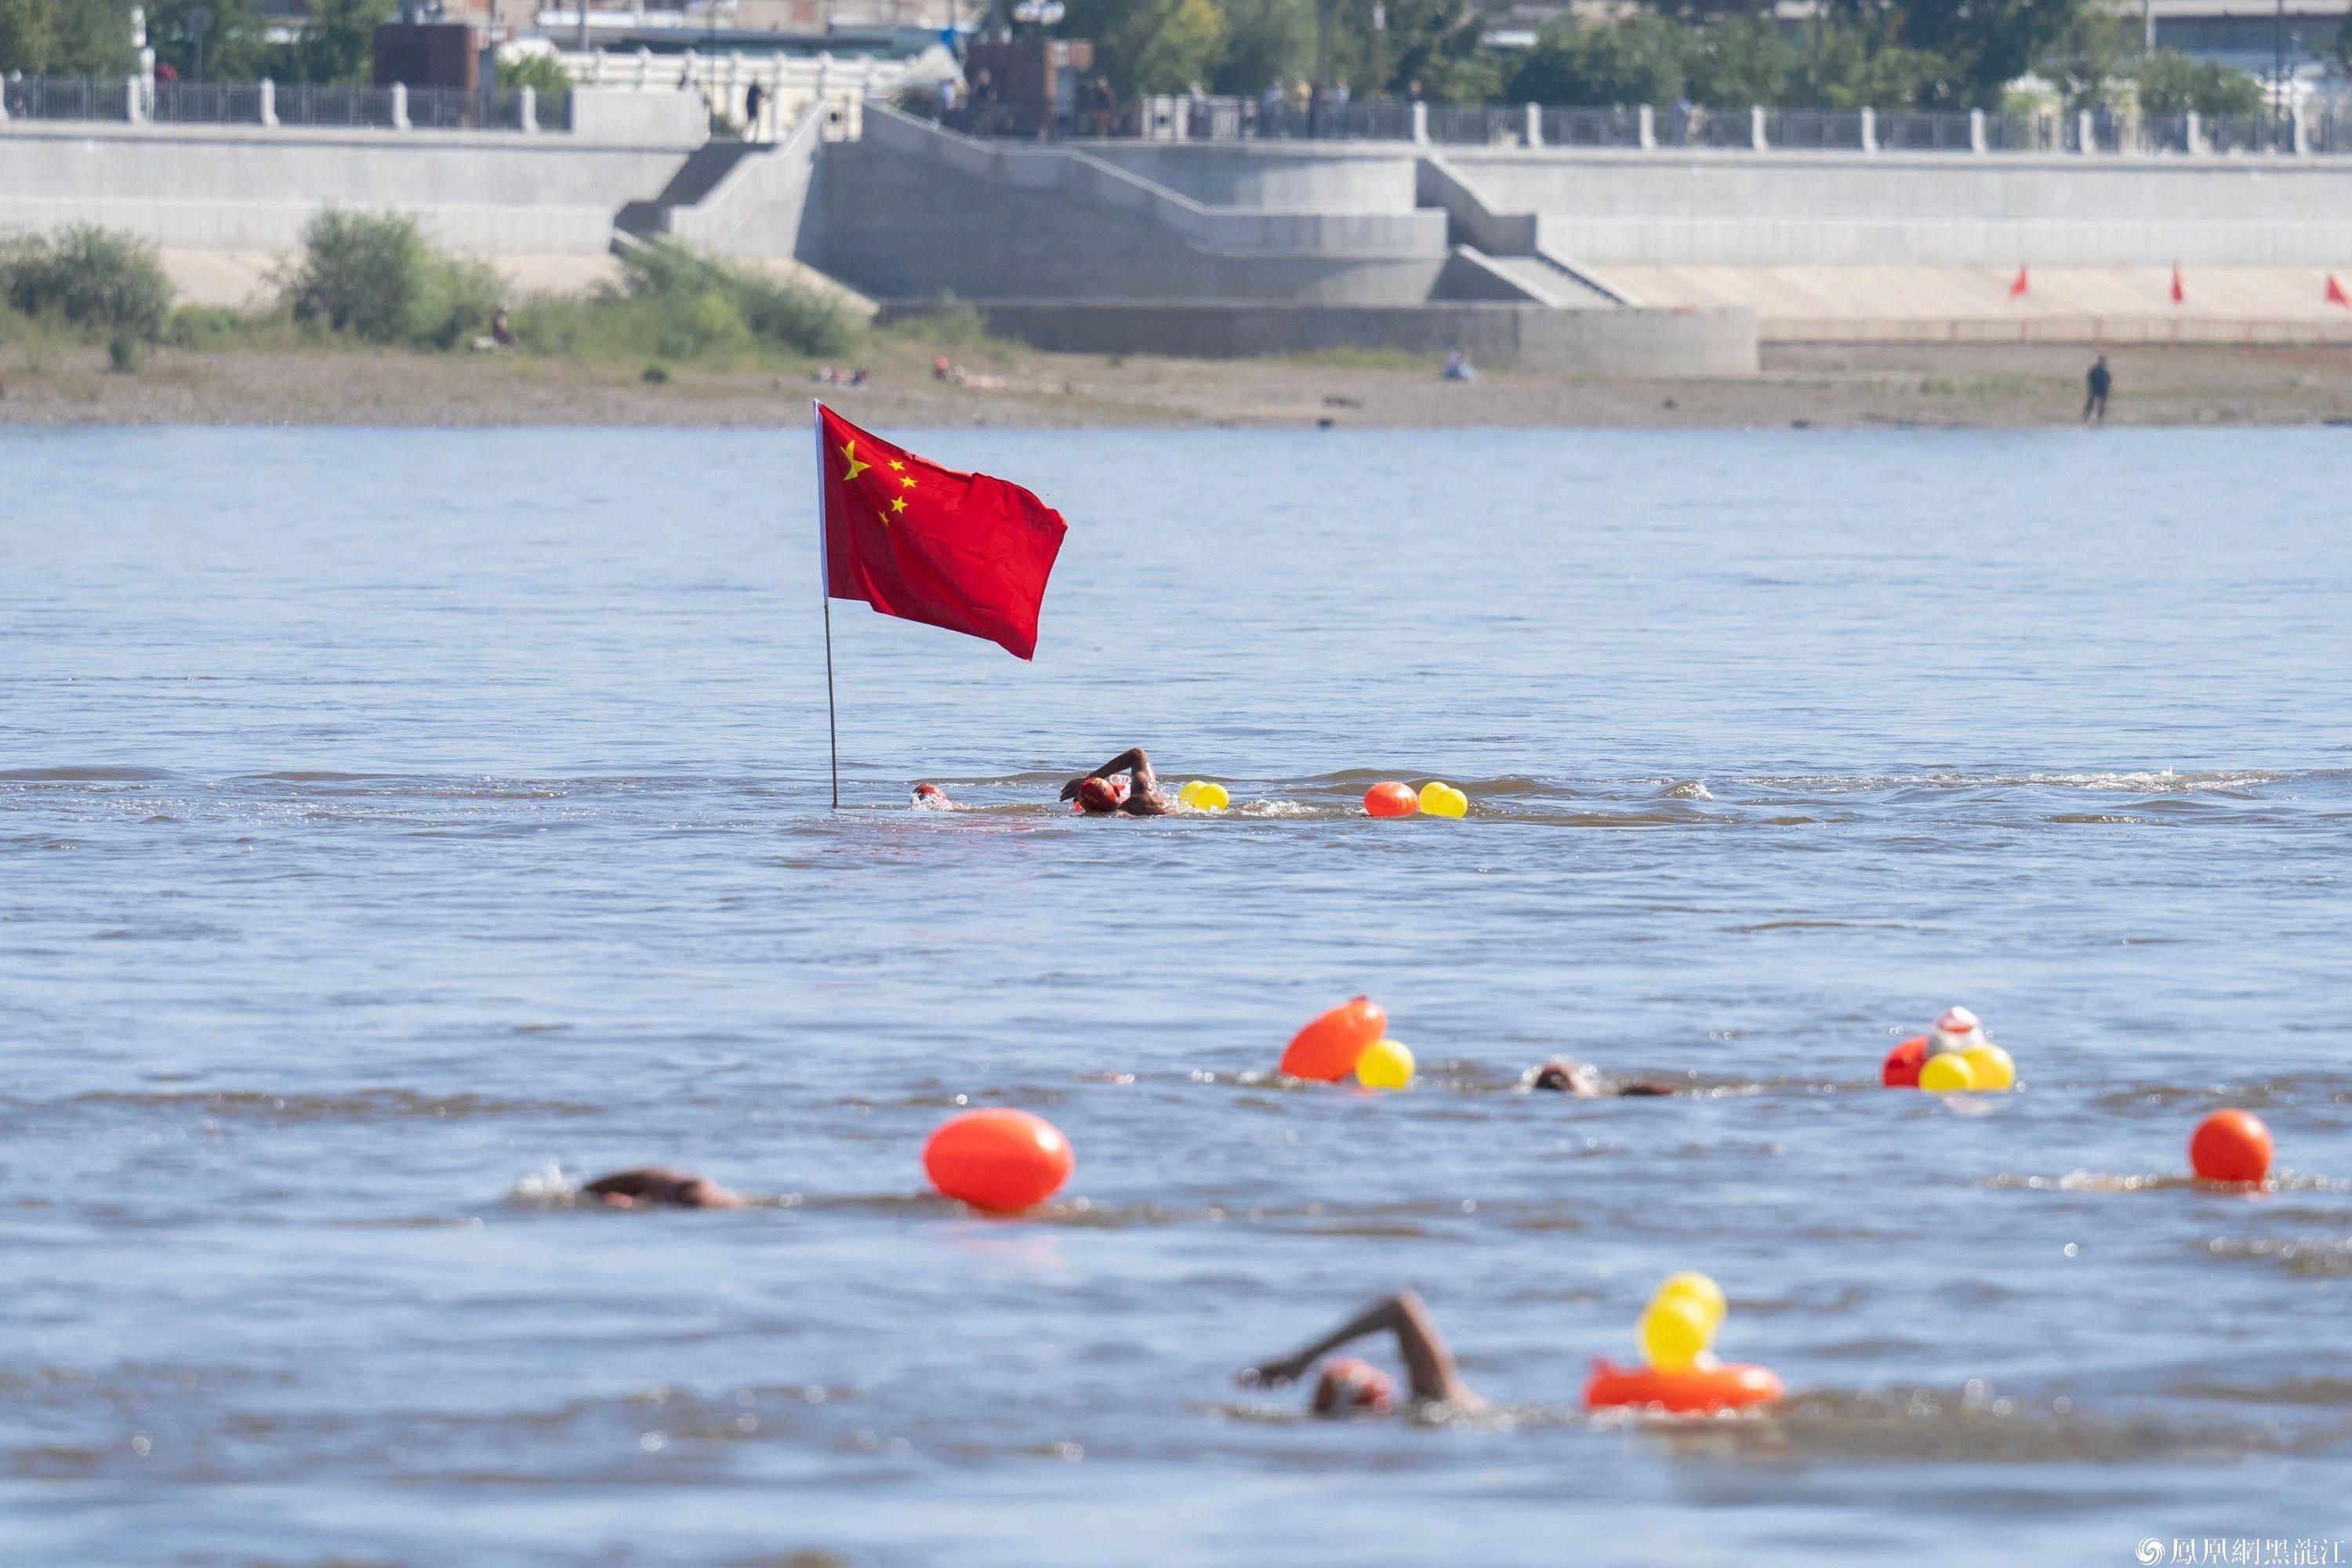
left=4, top=340, right=2350, bottom=428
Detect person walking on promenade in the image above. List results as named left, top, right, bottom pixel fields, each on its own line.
left=2084, top=354, right=2112, bottom=423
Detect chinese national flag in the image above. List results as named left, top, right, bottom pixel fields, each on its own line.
left=817, top=405, right=1067, bottom=660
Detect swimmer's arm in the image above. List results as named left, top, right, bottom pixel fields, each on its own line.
left=1240, top=1291, right=1480, bottom=1407
left=1058, top=747, right=1153, bottom=801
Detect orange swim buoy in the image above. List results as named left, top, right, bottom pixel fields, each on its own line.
left=1882, top=1036, right=1929, bottom=1088
left=923, top=1108, right=1074, bottom=1212
left=1279, top=996, right=1386, bottom=1081
left=1584, top=1358, right=1783, bottom=1414
left=1364, top=782, right=1419, bottom=818
left=2190, top=1108, right=2273, bottom=1185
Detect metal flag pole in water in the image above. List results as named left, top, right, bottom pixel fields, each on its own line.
left=814, top=400, right=840, bottom=810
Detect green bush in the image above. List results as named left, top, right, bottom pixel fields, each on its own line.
left=107, top=332, right=146, bottom=372
left=0, top=226, right=173, bottom=338
left=284, top=209, right=503, bottom=347
left=497, top=50, right=572, bottom=97
left=884, top=292, right=992, bottom=352
left=611, top=241, right=860, bottom=358
left=286, top=209, right=431, bottom=341
left=2136, top=49, right=2264, bottom=118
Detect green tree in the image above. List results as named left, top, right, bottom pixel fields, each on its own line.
left=0, top=0, right=136, bottom=75
left=1838, top=0, right=2089, bottom=107
left=272, top=0, right=392, bottom=84
left=2036, top=5, right=2132, bottom=109
left=1684, top=14, right=1801, bottom=103
left=146, top=0, right=267, bottom=79
left=1507, top=14, right=1691, bottom=106
left=1377, top=0, right=1501, bottom=100
left=1209, top=0, right=1309, bottom=93
left=2136, top=47, right=2263, bottom=116
left=497, top=50, right=573, bottom=96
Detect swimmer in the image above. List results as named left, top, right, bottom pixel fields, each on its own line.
left=581, top=1167, right=744, bottom=1210
left=1524, top=1058, right=1681, bottom=1098
left=1240, top=1291, right=1482, bottom=1416
left=911, top=782, right=958, bottom=811
left=1058, top=746, right=1173, bottom=816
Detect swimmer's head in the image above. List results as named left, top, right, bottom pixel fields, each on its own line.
left=913, top=782, right=943, bottom=800
left=1310, top=1356, right=1396, bottom=1417
left=1075, top=777, right=1127, bottom=815
left=1530, top=1058, right=1603, bottom=1096
left=1934, top=1005, right=1980, bottom=1037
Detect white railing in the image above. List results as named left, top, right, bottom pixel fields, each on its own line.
left=554, top=47, right=909, bottom=141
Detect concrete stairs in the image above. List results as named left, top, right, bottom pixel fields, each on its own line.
left=616, top=140, right=768, bottom=240
left=1479, top=251, right=1622, bottom=307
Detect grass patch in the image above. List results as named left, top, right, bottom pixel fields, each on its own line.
left=1279, top=346, right=1443, bottom=373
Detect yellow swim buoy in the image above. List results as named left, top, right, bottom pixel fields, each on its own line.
left=1356, top=1037, right=1415, bottom=1090
left=1918, top=1053, right=1976, bottom=1093
left=1417, top=782, right=1468, bottom=818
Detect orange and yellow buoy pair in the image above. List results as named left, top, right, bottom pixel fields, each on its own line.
left=1364, top=781, right=1468, bottom=818
left=1584, top=1271, right=1783, bottom=1415
left=1882, top=1007, right=2017, bottom=1093
left=1280, top=996, right=1415, bottom=1089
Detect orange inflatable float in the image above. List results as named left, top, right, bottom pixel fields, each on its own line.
left=1279, top=996, right=1386, bottom=1081
left=1363, top=782, right=1419, bottom=818
left=1584, top=1358, right=1784, bottom=1414
left=1882, top=1036, right=1929, bottom=1087
left=923, top=1108, right=1073, bottom=1212
left=2190, top=1108, right=2272, bottom=1184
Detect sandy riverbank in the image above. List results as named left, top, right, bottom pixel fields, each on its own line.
left=4, top=339, right=2350, bottom=428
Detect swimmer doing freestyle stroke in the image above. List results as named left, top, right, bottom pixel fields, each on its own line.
left=913, top=746, right=1176, bottom=815
left=1240, top=1290, right=1483, bottom=1417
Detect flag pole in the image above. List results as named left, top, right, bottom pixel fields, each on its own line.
left=814, top=400, right=839, bottom=811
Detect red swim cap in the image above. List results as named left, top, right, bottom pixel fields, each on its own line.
left=1312, top=1357, right=1396, bottom=1415
left=1074, top=777, right=1128, bottom=814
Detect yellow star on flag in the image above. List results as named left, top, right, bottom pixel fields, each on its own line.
left=889, top=495, right=909, bottom=516
left=899, top=476, right=917, bottom=490
left=839, top=440, right=870, bottom=483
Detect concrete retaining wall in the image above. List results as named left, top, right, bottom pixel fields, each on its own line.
left=0, top=109, right=695, bottom=255
left=951, top=299, right=1758, bottom=375
left=1450, top=147, right=2352, bottom=267
left=1082, top=143, right=1420, bottom=209
left=821, top=138, right=1448, bottom=304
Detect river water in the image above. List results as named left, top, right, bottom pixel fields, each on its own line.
left=2, top=424, right=2347, bottom=1566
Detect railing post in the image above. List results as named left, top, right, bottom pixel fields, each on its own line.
left=1750, top=103, right=1766, bottom=151
left=2076, top=107, right=2094, bottom=153
left=591, top=50, right=607, bottom=85
left=1969, top=107, right=1986, bottom=153
left=260, top=76, right=278, bottom=127
left=2184, top=109, right=2203, bottom=155
left=1523, top=100, right=1540, bottom=147
left=2292, top=102, right=2310, bottom=154
left=391, top=80, right=409, bottom=130
left=636, top=48, right=652, bottom=90
left=1410, top=100, right=1427, bottom=144
left=125, top=75, right=145, bottom=123
left=520, top=83, right=537, bottom=132
left=1860, top=104, right=1876, bottom=153
left=1638, top=103, right=1654, bottom=151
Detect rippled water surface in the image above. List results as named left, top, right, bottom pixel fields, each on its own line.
left=3, top=425, right=2348, bottom=1566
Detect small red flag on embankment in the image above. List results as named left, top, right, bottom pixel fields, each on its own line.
left=2171, top=263, right=2186, bottom=303
left=811, top=402, right=1069, bottom=807
left=2009, top=264, right=2029, bottom=299
left=2327, top=273, right=2350, bottom=307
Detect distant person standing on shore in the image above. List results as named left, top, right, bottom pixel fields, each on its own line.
left=2084, top=354, right=2112, bottom=423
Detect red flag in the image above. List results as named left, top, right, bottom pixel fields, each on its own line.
left=2328, top=273, right=2350, bottom=307
left=817, top=405, right=1067, bottom=660
left=2009, top=264, right=2029, bottom=299
left=2170, top=263, right=2185, bottom=303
